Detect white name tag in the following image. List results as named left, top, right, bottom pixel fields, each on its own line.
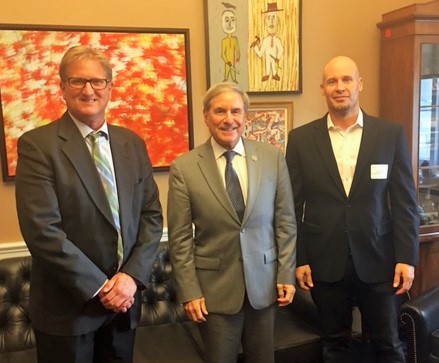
left=371, top=164, right=388, bottom=179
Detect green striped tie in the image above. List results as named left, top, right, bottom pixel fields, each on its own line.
left=88, top=131, right=123, bottom=266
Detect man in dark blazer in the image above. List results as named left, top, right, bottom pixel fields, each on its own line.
left=15, top=46, right=163, bottom=363
left=285, top=56, right=419, bottom=362
left=167, top=82, right=297, bottom=363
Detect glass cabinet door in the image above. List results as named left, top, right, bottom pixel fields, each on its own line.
left=418, top=44, right=439, bottom=225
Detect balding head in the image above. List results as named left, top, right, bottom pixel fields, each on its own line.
left=322, top=56, right=360, bottom=84
left=320, top=56, right=363, bottom=123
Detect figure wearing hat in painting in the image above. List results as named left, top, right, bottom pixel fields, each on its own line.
left=221, top=3, right=240, bottom=83
left=250, top=2, right=284, bottom=82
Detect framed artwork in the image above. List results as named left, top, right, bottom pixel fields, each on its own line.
left=0, top=24, right=193, bottom=181
left=204, top=0, right=301, bottom=94
left=245, top=101, right=293, bottom=154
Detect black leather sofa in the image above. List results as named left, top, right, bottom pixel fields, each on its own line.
left=400, top=284, right=439, bottom=363
left=0, top=242, right=325, bottom=363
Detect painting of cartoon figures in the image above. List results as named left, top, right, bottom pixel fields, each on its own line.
left=205, top=0, right=301, bottom=94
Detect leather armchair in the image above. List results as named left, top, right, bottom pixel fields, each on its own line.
left=400, top=284, right=439, bottom=363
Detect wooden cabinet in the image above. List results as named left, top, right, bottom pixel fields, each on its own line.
left=377, top=0, right=439, bottom=298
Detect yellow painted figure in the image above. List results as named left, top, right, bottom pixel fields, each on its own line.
left=221, top=9, right=240, bottom=83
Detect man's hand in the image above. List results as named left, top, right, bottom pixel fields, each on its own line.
left=277, top=283, right=296, bottom=307
left=295, top=265, right=314, bottom=290
left=183, top=297, right=208, bottom=323
left=393, top=263, right=415, bottom=295
left=250, top=36, right=260, bottom=48
left=99, top=272, right=137, bottom=313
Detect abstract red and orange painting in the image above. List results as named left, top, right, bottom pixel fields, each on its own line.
left=0, top=25, right=193, bottom=180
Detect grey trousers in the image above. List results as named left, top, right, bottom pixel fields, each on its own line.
left=198, top=298, right=276, bottom=363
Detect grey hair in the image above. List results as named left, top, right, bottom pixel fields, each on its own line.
left=203, top=82, right=250, bottom=113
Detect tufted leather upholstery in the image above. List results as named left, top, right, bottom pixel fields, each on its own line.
left=0, top=256, right=36, bottom=363
left=138, top=242, right=187, bottom=326
left=400, top=284, right=439, bottom=363
left=0, top=242, right=325, bottom=363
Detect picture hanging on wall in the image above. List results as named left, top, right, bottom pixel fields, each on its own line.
left=0, top=24, right=193, bottom=181
left=205, top=0, right=301, bottom=94
left=245, top=101, right=293, bottom=154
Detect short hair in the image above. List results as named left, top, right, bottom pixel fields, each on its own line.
left=203, top=82, right=250, bottom=113
left=59, top=46, right=112, bottom=81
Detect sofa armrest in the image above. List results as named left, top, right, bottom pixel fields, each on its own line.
left=400, top=284, right=439, bottom=363
left=287, top=288, right=322, bottom=331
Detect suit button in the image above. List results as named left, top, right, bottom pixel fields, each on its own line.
left=241, top=228, right=245, bottom=233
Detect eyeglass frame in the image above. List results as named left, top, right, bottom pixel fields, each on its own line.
left=64, top=77, right=110, bottom=90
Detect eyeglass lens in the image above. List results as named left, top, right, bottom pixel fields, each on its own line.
left=67, top=78, right=108, bottom=90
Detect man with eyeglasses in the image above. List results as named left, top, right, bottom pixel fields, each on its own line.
left=15, top=45, right=163, bottom=363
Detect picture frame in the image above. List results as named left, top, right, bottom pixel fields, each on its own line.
left=204, top=0, right=301, bottom=94
left=245, top=101, right=293, bottom=154
left=0, top=24, right=193, bottom=181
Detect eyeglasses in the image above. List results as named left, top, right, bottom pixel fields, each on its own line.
left=65, top=77, right=110, bottom=90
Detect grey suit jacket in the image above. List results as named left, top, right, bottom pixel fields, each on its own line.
left=167, top=138, right=296, bottom=314
left=285, top=113, right=419, bottom=283
left=15, top=112, right=163, bottom=335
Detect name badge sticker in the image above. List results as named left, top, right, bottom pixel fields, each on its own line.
left=370, top=164, right=388, bottom=179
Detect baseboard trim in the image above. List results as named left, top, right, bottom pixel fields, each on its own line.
left=0, top=229, right=169, bottom=260
left=0, top=241, right=30, bottom=259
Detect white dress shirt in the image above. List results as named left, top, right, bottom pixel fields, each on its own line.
left=327, top=110, right=364, bottom=196
left=211, top=137, right=248, bottom=205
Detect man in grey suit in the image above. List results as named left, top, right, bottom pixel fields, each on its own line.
left=285, top=56, right=419, bottom=362
left=167, top=82, right=297, bottom=363
left=15, top=46, right=163, bottom=363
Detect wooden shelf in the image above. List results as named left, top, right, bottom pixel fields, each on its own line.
left=378, top=0, right=439, bottom=297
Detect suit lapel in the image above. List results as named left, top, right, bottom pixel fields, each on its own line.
left=313, top=117, right=346, bottom=197
left=58, top=113, right=116, bottom=228
left=242, top=140, right=261, bottom=224
left=108, top=126, right=132, bottom=235
left=349, top=114, right=378, bottom=197
left=197, top=141, right=241, bottom=223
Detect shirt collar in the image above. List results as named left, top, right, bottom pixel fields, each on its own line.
left=69, top=112, right=109, bottom=139
left=210, top=137, right=246, bottom=160
left=327, top=109, right=364, bottom=130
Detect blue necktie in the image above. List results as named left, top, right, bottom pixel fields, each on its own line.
left=224, top=151, right=245, bottom=221
left=88, top=131, right=123, bottom=265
